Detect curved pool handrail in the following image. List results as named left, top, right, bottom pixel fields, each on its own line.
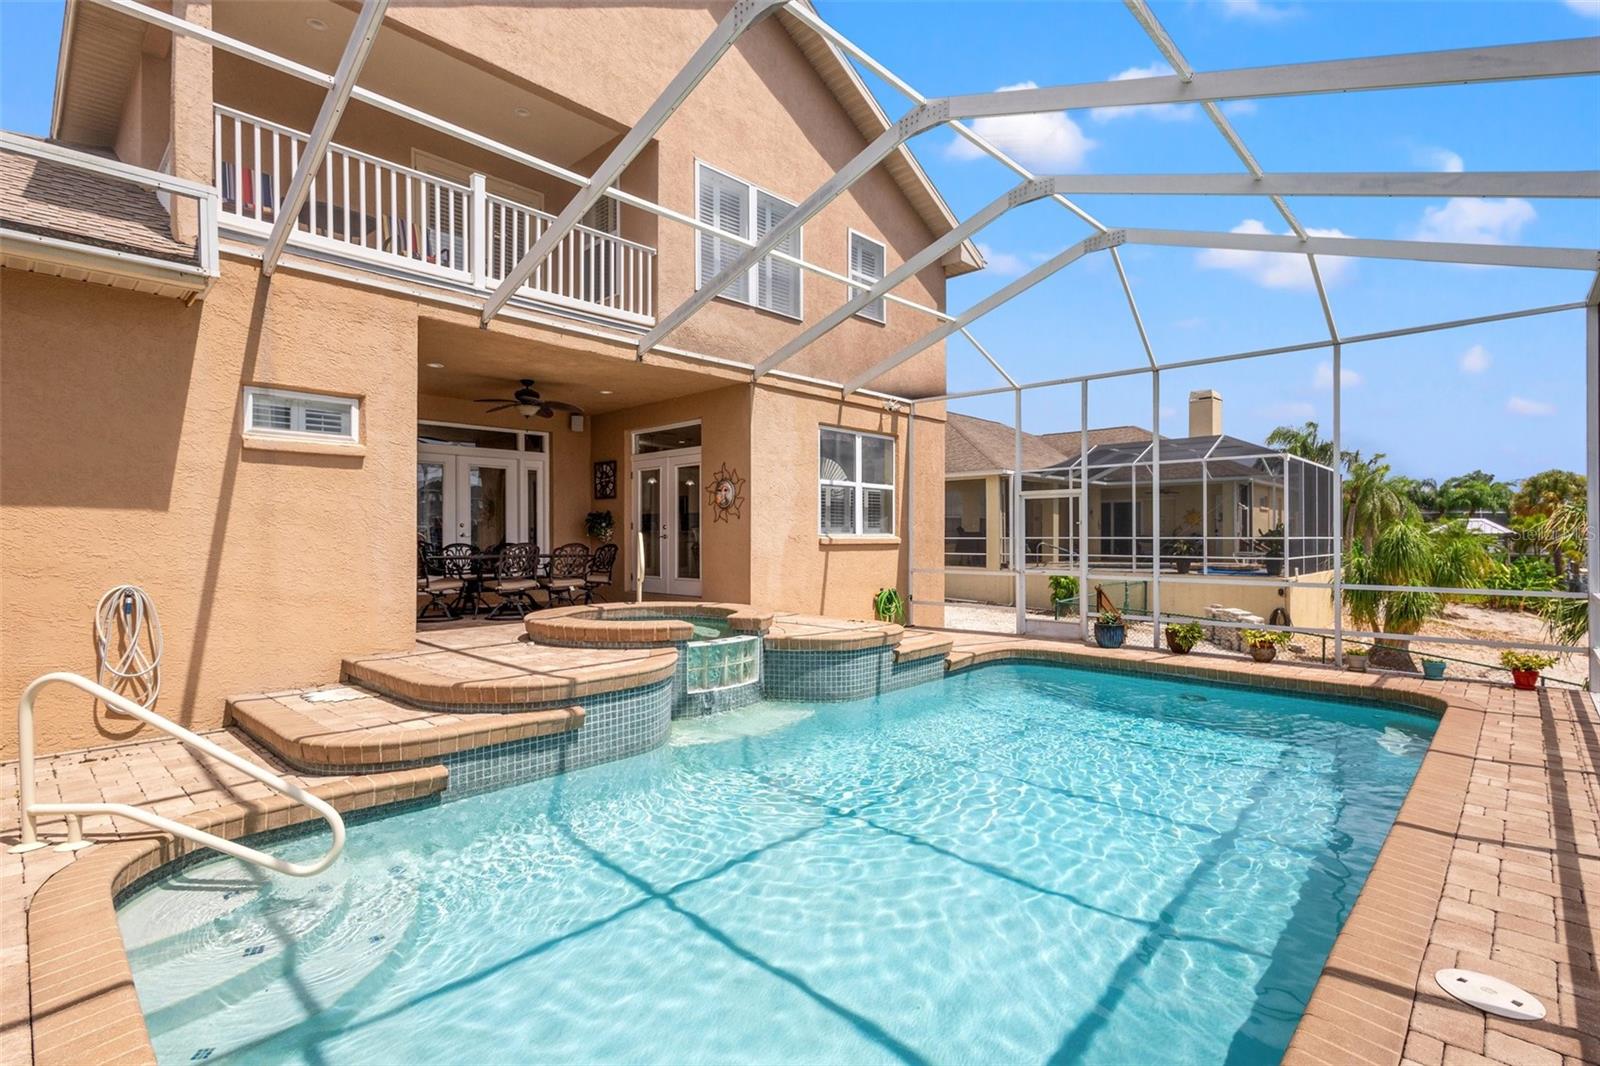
left=10, top=671, right=345, bottom=877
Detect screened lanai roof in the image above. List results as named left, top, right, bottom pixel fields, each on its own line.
left=1037, top=434, right=1330, bottom=485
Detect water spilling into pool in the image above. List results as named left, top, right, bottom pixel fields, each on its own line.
left=118, top=664, right=1433, bottom=1064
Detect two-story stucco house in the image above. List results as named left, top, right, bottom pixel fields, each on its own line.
left=0, top=0, right=981, bottom=757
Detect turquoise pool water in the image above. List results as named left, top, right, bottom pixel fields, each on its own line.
left=117, top=664, right=1434, bottom=1065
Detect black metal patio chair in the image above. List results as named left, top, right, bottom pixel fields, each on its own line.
left=417, top=539, right=465, bottom=621
left=483, top=543, right=542, bottom=620
left=582, top=542, right=618, bottom=603
left=541, top=543, right=591, bottom=607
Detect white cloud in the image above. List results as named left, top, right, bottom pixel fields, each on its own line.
left=1313, top=361, right=1362, bottom=390
left=1221, top=100, right=1259, bottom=118
left=1090, top=62, right=1197, bottom=123
left=945, top=82, right=1096, bottom=170
left=1410, top=198, right=1536, bottom=245
left=1260, top=400, right=1315, bottom=421
left=1459, top=344, right=1491, bottom=374
left=1565, top=0, right=1600, bottom=18
left=975, top=242, right=1031, bottom=277
left=1218, top=0, right=1299, bottom=21
left=1173, top=315, right=1207, bottom=329
left=1195, top=218, right=1356, bottom=291
left=1507, top=396, right=1556, bottom=416
left=1414, top=145, right=1464, bottom=173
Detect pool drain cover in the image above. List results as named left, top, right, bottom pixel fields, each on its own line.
left=1435, top=969, right=1546, bottom=1020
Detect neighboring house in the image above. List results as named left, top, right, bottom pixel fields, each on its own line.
left=944, top=391, right=1337, bottom=628
left=0, top=1, right=982, bottom=757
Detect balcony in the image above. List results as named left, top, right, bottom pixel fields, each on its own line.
left=214, top=106, right=656, bottom=325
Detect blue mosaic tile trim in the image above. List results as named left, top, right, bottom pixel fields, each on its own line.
left=884, top=654, right=946, bottom=694
left=437, top=677, right=671, bottom=798
left=762, top=646, right=947, bottom=702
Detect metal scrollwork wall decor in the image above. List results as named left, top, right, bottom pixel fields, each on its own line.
left=706, top=464, right=746, bottom=522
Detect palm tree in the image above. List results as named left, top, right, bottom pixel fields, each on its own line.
left=1390, top=476, right=1438, bottom=513
left=1342, top=452, right=1415, bottom=552
left=1511, top=469, right=1586, bottom=519
left=1344, top=518, right=1494, bottom=665
left=1531, top=500, right=1589, bottom=644
left=1265, top=421, right=1335, bottom=466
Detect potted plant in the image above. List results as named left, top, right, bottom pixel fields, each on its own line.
left=1094, top=608, right=1126, bottom=649
left=585, top=509, right=615, bottom=543
left=1048, top=574, right=1079, bottom=620
left=872, top=586, right=905, bottom=624
left=1164, top=621, right=1204, bottom=655
left=1259, top=525, right=1285, bottom=577
left=1421, top=657, right=1448, bottom=680
left=1499, top=650, right=1557, bottom=691
left=1164, top=537, right=1200, bottom=575
left=1345, top=647, right=1370, bottom=673
left=1241, top=628, right=1289, bottom=663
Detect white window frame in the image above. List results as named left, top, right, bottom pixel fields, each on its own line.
left=847, top=228, right=887, bottom=325
left=416, top=420, right=548, bottom=454
left=818, top=426, right=896, bottom=537
left=243, top=386, right=360, bottom=444
left=693, top=160, right=803, bottom=321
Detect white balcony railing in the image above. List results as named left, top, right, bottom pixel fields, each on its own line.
left=214, top=106, right=655, bottom=324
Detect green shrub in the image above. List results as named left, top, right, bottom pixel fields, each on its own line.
left=1240, top=628, right=1290, bottom=648
left=1048, top=575, right=1079, bottom=602
left=1164, top=622, right=1204, bottom=652
left=1499, top=649, right=1557, bottom=672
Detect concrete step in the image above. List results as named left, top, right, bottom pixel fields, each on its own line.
left=226, top=684, right=582, bottom=773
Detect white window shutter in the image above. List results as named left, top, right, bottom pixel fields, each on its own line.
left=755, top=192, right=801, bottom=317
left=850, top=233, right=886, bottom=322
left=697, top=166, right=750, bottom=302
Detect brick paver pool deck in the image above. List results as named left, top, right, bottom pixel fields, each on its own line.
left=2, top=626, right=1596, bottom=1065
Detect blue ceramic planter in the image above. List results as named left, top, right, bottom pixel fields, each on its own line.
left=1094, top=622, right=1126, bottom=649
left=1422, top=659, right=1447, bottom=680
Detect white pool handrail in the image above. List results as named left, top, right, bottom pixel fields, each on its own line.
left=9, top=672, right=345, bottom=876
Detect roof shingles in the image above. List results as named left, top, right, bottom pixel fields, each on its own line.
left=0, top=142, right=197, bottom=265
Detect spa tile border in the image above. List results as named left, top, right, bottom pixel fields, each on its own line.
left=525, top=601, right=772, bottom=647
left=24, top=766, right=445, bottom=1066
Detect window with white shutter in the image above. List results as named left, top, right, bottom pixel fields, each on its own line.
left=694, top=163, right=802, bottom=319
left=818, top=427, right=895, bottom=536
left=755, top=191, right=802, bottom=318
left=244, top=387, right=360, bottom=445
left=849, top=231, right=887, bottom=324
left=696, top=165, right=750, bottom=303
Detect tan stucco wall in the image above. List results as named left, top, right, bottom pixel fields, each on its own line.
left=0, top=262, right=418, bottom=758
left=589, top=385, right=755, bottom=604
left=371, top=2, right=950, bottom=398
left=114, top=46, right=172, bottom=173
left=745, top=384, right=944, bottom=618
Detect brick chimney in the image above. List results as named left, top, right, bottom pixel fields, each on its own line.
left=1189, top=389, right=1222, bottom=437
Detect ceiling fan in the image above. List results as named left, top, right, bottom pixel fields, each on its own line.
left=474, top=378, right=583, bottom=419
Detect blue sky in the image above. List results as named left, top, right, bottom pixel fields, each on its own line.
left=813, top=0, right=1600, bottom=481
left=2, top=0, right=1596, bottom=481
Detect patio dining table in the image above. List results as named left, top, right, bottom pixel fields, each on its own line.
left=455, top=550, right=552, bottom=617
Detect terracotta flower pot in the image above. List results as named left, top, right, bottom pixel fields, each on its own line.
left=1248, top=644, right=1276, bottom=663
left=1165, top=632, right=1193, bottom=655
left=1511, top=668, right=1540, bottom=691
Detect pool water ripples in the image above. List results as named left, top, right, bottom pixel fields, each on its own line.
left=118, top=663, right=1433, bottom=1065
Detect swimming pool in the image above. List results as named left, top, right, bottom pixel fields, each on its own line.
left=117, top=663, right=1434, bottom=1065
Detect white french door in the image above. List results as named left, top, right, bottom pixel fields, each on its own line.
left=418, top=447, right=548, bottom=550
left=633, top=453, right=702, bottom=596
